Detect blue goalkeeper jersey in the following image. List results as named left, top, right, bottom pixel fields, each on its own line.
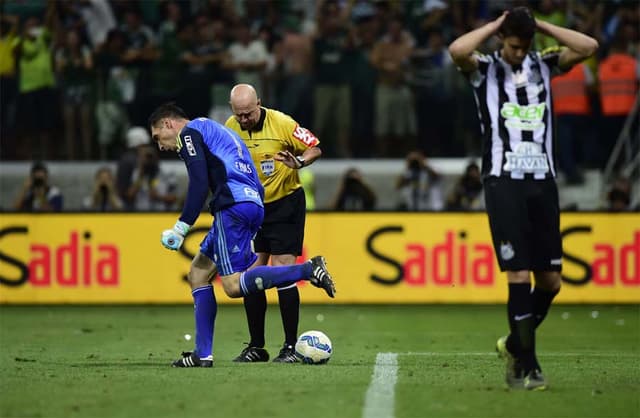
left=177, top=117, right=264, bottom=225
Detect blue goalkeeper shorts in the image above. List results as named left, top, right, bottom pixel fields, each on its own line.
left=200, top=202, right=264, bottom=276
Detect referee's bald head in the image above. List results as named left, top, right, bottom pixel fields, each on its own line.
left=230, top=84, right=259, bottom=108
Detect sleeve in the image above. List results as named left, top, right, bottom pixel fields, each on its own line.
left=539, top=46, right=563, bottom=73
left=178, top=129, right=210, bottom=225
left=290, top=123, right=320, bottom=154
left=465, top=52, right=492, bottom=88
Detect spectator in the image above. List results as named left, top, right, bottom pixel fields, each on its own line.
left=396, top=150, right=443, bottom=211
left=119, top=8, right=157, bottom=126
left=228, top=21, right=270, bottom=95
left=349, top=16, right=377, bottom=158
left=370, top=16, right=417, bottom=157
left=148, top=1, right=185, bottom=108
left=77, top=0, right=117, bottom=49
left=606, top=175, right=633, bottom=212
left=12, top=2, right=59, bottom=160
left=551, top=61, right=595, bottom=183
left=274, top=14, right=314, bottom=128
left=332, top=167, right=377, bottom=211
left=125, top=145, right=178, bottom=211
left=412, top=27, right=455, bottom=156
left=116, top=126, right=149, bottom=210
left=94, top=29, right=132, bottom=159
left=446, top=161, right=484, bottom=211
left=597, top=25, right=639, bottom=169
left=312, top=0, right=354, bottom=157
left=13, top=161, right=63, bottom=212
left=533, top=0, right=567, bottom=50
left=55, top=28, right=95, bottom=160
left=0, top=13, right=19, bottom=159
left=179, top=15, right=227, bottom=121
left=83, top=166, right=123, bottom=211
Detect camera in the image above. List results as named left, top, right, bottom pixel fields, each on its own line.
left=408, top=159, right=421, bottom=172
left=32, top=177, right=45, bottom=188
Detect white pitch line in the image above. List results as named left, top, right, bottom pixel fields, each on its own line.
left=402, top=352, right=638, bottom=358
left=362, top=352, right=398, bottom=418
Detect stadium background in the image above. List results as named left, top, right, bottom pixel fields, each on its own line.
left=0, top=0, right=638, bottom=302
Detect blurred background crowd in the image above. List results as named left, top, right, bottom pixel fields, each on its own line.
left=0, top=0, right=638, bottom=211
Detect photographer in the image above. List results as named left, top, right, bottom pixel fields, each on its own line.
left=396, top=150, right=443, bottom=211
left=13, top=161, right=63, bottom=211
left=83, top=166, right=123, bottom=211
left=125, top=145, right=178, bottom=211
left=332, top=167, right=377, bottom=211
left=446, top=161, right=484, bottom=211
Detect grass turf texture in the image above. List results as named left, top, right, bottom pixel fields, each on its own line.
left=0, top=305, right=638, bottom=418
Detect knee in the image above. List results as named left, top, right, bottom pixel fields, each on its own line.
left=507, top=270, right=530, bottom=283
left=535, top=271, right=562, bottom=292
left=187, top=269, right=210, bottom=289
left=220, top=276, right=243, bottom=298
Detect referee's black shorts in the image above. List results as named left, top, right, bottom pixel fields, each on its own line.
left=483, top=176, right=562, bottom=272
left=254, top=187, right=306, bottom=256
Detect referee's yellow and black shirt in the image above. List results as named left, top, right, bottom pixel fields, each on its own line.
left=225, top=107, right=320, bottom=203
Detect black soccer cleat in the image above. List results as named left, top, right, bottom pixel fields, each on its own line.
left=308, top=256, right=336, bottom=298
left=272, top=343, right=298, bottom=363
left=172, top=351, right=213, bottom=368
left=232, top=345, right=270, bottom=362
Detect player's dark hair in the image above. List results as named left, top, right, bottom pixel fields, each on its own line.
left=499, top=7, right=536, bottom=40
left=148, top=103, right=189, bottom=127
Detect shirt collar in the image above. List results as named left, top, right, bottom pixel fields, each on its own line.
left=245, top=107, right=266, bottom=132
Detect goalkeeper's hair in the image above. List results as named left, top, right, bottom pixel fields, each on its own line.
left=499, top=6, right=536, bottom=40
left=148, top=103, right=189, bottom=127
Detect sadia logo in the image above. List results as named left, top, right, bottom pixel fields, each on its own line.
left=366, top=227, right=495, bottom=286
left=0, top=227, right=120, bottom=287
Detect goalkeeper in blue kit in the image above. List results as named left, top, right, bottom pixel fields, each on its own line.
left=148, top=103, right=336, bottom=367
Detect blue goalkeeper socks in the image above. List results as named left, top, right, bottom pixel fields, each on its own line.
left=192, top=285, right=216, bottom=359
left=239, top=264, right=312, bottom=296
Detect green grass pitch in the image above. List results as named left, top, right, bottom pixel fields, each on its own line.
left=1, top=304, right=638, bottom=418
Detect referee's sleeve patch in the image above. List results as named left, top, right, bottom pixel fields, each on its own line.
left=292, top=125, right=319, bottom=147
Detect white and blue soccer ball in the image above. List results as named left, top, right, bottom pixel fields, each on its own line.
left=295, top=330, right=332, bottom=364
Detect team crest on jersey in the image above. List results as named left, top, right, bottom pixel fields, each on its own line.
left=500, top=242, right=515, bottom=261
left=260, top=158, right=275, bottom=176
left=183, top=135, right=196, bottom=156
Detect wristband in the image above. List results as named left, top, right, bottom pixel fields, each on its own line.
left=173, top=220, right=191, bottom=236
left=295, top=156, right=306, bottom=169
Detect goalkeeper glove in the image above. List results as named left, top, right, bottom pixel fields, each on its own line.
left=161, top=220, right=191, bottom=251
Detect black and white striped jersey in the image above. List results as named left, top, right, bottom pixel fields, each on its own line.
left=465, top=48, right=562, bottom=180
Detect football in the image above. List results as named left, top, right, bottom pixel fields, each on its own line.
left=294, top=330, right=332, bottom=364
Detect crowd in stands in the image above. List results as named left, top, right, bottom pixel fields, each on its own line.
left=1, top=0, right=638, bottom=211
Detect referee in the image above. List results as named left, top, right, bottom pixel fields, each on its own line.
left=226, top=84, right=322, bottom=363
left=449, top=7, right=598, bottom=390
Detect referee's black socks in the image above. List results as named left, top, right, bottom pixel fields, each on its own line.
left=244, top=291, right=267, bottom=348
left=277, top=286, right=300, bottom=347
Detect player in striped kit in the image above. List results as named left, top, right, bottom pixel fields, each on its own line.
left=449, top=7, right=598, bottom=390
